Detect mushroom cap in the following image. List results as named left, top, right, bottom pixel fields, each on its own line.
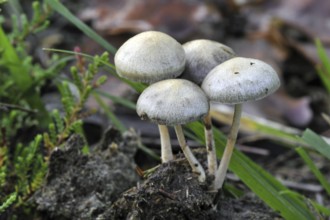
left=180, top=39, right=235, bottom=85
left=201, top=57, right=281, bottom=104
left=137, top=79, right=209, bottom=125
left=114, top=31, right=186, bottom=83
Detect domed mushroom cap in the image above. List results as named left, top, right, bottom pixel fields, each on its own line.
left=137, top=79, right=209, bottom=125
left=114, top=31, right=186, bottom=83
left=201, top=57, right=280, bottom=104
left=181, top=39, right=235, bottom=85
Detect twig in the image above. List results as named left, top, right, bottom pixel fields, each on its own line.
left=158, top=189, right=176, bottom=200
left=0, top=103, right=38, bottom=114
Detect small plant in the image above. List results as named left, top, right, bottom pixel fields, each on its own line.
left=0, top=2, right=56, bottom=214
left=0, top=49, right=109, bottom=216
left=0, top=1, right=109, bottom=216
left=43, top=48, right=109, bottom=150
left=0, top=1, right=55, bottom=126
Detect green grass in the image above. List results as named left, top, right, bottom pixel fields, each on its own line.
left=296, top=147, right=330, bottom=196
left=315, top=39, right=330, bottom=93
left=0, top=26, right=50, bottom=127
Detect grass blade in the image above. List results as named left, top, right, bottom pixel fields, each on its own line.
left=186, top=121, right=314, bottom=219
left=44, top=47, right=147, bottom=93
left=210, top=108, right=310, bottom=148
left=96, top=90, right=136, bottom=110
left=93, top=92, right=126, bottom=133
left=45, top=0, right=117, bottom=54
left=315, top=39, right=330, bottom=93
left=280, top=190, right=330, bottom=216
left=301, top=129, right=330, bottom=160
left=296, top=147, right=330, bottom=195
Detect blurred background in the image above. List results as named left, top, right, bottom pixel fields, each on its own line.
left=1, top=0, right=330, bottom=218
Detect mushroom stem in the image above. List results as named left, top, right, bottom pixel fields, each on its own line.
left=213, top=103, right=242, bottom=190
left=203, top=113, right=217, bottom=176
left=158, top=125, right=174, bottom=162
left=174, top=125, right=206, bottom=182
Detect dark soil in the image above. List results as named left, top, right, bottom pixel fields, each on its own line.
left=101, top=152, right=279, bottom=220
left=31, top=129, right=279, bottom=220
left=32, top=127, right=140, bottom=220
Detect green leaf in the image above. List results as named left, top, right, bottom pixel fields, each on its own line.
left=211, top=110, right=309, bottom=149
left=301, top=129, right=330, bottom=160
left=186, top=121, right=314, bottom=219
left=296, top=147, right=330, bottom=195
left=315, top=39, right=330, bottom=93
left=0, top=26, right=50, bottom=127
left=0, top=192, right=17, bottom=213
left=45, top=0, right=116, bottom=54
left=280, top=190, right=330, bottom=216
left=96, top=90, right=136, bottom=110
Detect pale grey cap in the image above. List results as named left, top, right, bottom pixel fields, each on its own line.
left=181, top=39, right=235, bottom=85
left=114, top=31, right=186, bottom=83
left=201, top=57, right=280, bottom=104
left=137, top=79, right=209, bottom=125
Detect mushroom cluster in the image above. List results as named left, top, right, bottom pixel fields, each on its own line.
left=115, top=31, right=186, bottom=163
left=115, top=31, right=280, bottom=190
left=137, top=79, right=209, bottom=182
left=181, top=39, right=236, bottom=177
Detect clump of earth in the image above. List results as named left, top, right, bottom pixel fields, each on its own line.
left=32, top=128, right=279, bottom=220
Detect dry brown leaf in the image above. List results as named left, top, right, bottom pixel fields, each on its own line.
left=79, top=0, right=222, bottom=40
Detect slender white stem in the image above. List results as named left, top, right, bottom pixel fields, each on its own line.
left=214, top=104, right=242, bottom=190
left=174, top=125, right=206, bottom=182
left=158, top=125, right=174, bottom=163
left=203, top=113, right=217, bottom=176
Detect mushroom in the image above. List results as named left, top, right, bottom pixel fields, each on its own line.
left=181, top=39, right=235, bottom=85
left=180, top=39, right=235, bottom=177
left=137, top=79, right=209, bottom=182
left=114, top=31, right=186, bottom=163
left=115, top=31, right=185, bottom=83
left=201, top=57, right=280, bottom=190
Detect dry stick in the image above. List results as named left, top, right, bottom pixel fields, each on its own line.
left=174, top=125, right=206, bottom=182
left=158, top=125, right=174, bottom=162
left=203, top=113, right=217, bottom=176
left=214, top=104, right=242, bottom=190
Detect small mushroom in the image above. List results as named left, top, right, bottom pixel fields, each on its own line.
left=181, top=39, right=235, bottom=85
left=201, top=57, right=280, bottom=190
left=115, top=31, right=186, bottom=163
left=180, top=39, right=235, bottom=177
left=115, top=30, right=186, bottom=83
left=137, top=79, right=209, bottom=182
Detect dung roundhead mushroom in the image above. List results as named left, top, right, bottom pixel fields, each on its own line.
left=115, top=31, right=186, bottom=83
left=201, top=57, right=280, bottom=190
left=180, top=39, right=235, bottom=177
left=115, top=31, right=186, bottom=163
left=181, top=39, right=235, bottom=85
left=137, top=79, right=209, bottom=182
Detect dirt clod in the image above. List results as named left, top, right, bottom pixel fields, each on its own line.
left=100, top=151, right=279, bottom=220
left=32, top=127, right=140, bottom=220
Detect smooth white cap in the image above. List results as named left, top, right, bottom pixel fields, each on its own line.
left=137, top=79, right=209, bottom=125
left=181, top=39, right=235, bottom=85
left=201, top=57, right=280, bottom=104
left=115, top=31, right=186, bottom=83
